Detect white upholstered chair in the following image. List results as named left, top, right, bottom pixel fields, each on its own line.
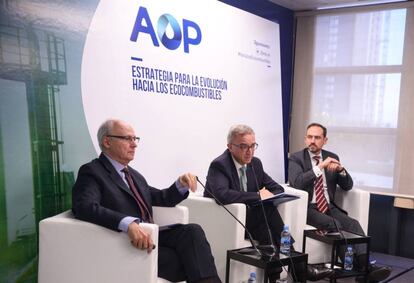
left=180, top=184, right=308, bottom=282
left=38, top=206, right=188, bottom=283
left=304, top=188, right=370, bottom=264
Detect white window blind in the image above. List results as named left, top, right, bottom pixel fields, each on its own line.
left=311, top=9, right=406, bottom=190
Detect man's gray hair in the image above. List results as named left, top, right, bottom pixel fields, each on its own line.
left=227, top=124, right=255, bottom=144
left=97, top=119, right=117, bottom=151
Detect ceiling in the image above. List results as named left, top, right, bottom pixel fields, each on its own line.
left=268, top=0, right=408, bottom=11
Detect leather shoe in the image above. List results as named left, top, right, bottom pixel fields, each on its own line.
left=355, top=264, right=392, bottom=282
left=306, top=264, right=335, bottom=281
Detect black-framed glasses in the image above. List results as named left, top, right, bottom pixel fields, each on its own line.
left=107, top=135, right=140, bottom=143
left=232, top=143, right=258, bottom=151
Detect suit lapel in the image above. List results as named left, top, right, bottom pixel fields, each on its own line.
left=303, top=149, right=313, bottom=171
left=245, top=164, right=255, bottom=192
left=127, top=167, right=152, bottom=208
left=225, top=150, right=243, bottom=191
left=321, top=150, right=335, bottom=201
left=303, top=149, right=315, bottom=200
left=321, top=151, right=330, bottom=178
left=99, top=154, right=137, bottom=199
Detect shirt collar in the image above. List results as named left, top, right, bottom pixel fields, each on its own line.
left=307, top=150, right=322, bottom=161
left=103, top=153, right=127, bottom=173
left=231, top=155, right=246, bottom=171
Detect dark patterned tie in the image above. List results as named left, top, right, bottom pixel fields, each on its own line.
left=122, top=168, right=153, bottom=223
left=313, top=156, right=328, bottom=214
left=239, top=166, right=247, bottom=191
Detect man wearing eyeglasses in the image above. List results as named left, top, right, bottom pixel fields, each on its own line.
left=204, top=124, right=333, bottom=282
left=72, top=119, right=221, bottom=283
left=205, top=124, right=285, bottom=244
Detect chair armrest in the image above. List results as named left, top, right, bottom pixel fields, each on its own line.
left=180, top=196, right=247, bottom=280
left=279, top=184, right=309, bottom=251
left=38, top=210, right=159, bottom=283
left=181, top=196, right=247, bottom=246
left=152, top=205, right=189, bottom=226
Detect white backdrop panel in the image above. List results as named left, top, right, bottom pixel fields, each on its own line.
left=81, top=0, right=285, bottom=187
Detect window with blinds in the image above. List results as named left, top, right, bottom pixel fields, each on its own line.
left=310, top=9, right=406, bottom=190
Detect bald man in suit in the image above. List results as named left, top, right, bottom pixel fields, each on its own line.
left=72, top=119, right=221, bottom=283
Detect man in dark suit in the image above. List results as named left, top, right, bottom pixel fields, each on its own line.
left=205, top=125, right=285, bottom=246
left=72, top=119, right=221, bottom=283
left=204, top=124, right=333, bottom=282
left=288, top=122, right=391, bottom=282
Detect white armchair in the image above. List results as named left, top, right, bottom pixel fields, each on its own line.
left=180, top=185, right=308, bottom=282
left=304, top=188, right=370, bottom=263
left=38, top=206, right=188, bottom=283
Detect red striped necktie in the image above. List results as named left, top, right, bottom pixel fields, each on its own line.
left=313, top=156, right=328, bottom=214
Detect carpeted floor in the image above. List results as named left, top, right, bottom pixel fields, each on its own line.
left=310, top=252, right=414, bottom=283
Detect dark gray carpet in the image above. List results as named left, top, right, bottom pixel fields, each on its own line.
left=308, top=252, right=414, bottom=283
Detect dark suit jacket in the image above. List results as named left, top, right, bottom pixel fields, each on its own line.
left=288, top=148, right=353, bottom=208
left=204, top=149, right=284, bottom=205
left=72, top=153, right=188, bottom=231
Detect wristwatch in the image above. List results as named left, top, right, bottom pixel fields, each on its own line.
left=339, top=168, right=347, bottom=177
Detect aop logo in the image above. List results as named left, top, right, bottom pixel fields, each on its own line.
left=130, top=6, right=202, bottom=53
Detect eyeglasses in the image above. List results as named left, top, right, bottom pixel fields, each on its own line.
left=107, top=135, right=140, bottom=143
left=232, top=143, right=258, bottom=151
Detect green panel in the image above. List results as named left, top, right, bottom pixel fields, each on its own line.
left=0, top=126, right=7, bottom=248
left=0, top=233, right=37, bottom=282
left=26, top=78, right=61, bottom=227
left=61, top=171, right=75, bottom=210
left=0, top=25, right=70, bottom=282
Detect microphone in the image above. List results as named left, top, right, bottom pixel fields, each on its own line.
left=250, top=165, right=299, bottom=282
left=196, top=177, right=274, bottom=259
left=323, top=208, right=352, bottom=271
left=322, top=206, right=346, bottom=239
left=250, top=164, right=277, bottom=255
left=325, top=214, right=343, bottom=238
left=325, top=207, right=349, bottom=251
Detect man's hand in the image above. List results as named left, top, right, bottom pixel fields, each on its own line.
left=320, top=157, right=343, bottom=172
left=127, top=221, right=154, bottom=253
left=259, top=187, right=274, bottom=200
left=179, top=173, right=197, bottom=192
